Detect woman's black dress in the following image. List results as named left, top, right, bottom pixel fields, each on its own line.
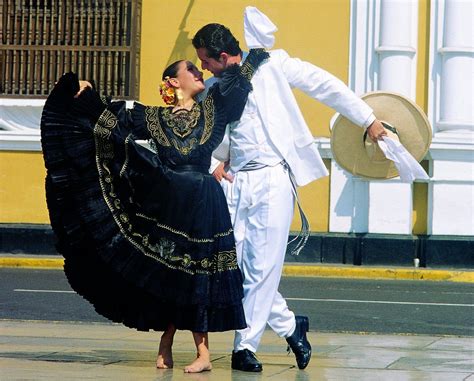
left=40, top=50, right=269, bottom=332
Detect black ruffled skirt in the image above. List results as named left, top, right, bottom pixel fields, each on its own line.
left=40, top=76, right=245, bottom=332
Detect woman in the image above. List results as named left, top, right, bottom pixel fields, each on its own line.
left=40, top=50, right=269, bottom=372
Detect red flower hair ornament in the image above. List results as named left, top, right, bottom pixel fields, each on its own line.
left=159, top=76, right=176, bottom=105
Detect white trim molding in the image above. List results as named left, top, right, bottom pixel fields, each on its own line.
left=0, top=99, right=44, bottom=151
left=314, top=137, right=332, bottom=159
left=0, top=99, right=136, bottom=151
left=0, top=131, right=41, bottom=151
left=0, top=99, right=45, bottom=133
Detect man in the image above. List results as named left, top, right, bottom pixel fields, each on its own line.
left=192, top=8, right=386, bottom=373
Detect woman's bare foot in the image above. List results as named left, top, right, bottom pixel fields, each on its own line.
left=184, top=355, right=212, bottom=373
left=156, top=326, right=176, bottom=369
left=156, top=347, right=173, bottom=369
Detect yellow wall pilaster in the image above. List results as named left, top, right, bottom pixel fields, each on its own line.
left=0, top=151, right=49, bottom=224
left=412, top=0, right=430, bottom=235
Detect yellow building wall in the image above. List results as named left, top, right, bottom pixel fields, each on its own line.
left=140, top=0, right=350, bottom=232
left=0, top=1, right=347, bottom=229
left=0, top=0, right=430, bottom=235
left=0, top=151, right=49, bottom=223
left=141, top=0, right=351, bottom=138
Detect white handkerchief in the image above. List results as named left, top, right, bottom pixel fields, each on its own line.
left=378, top=137, right=429, bottom=182
left=244, top=6, right=278, bottom=49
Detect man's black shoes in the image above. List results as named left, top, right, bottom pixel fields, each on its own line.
left=232, top=316, right=311, bottom=372
left=286, top=315, right=312, bottom=369
left=231, top=349, right=263, bottom=372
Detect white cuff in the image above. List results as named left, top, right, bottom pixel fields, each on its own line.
left=209, top=157, right=222, bottom=174
left=363, top=113, right=376, bottom=129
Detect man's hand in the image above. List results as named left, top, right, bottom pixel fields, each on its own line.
left=74, top=80, right=93, bottom=98
left=366, top=119, right=387, bottom=142
left=212, top=162, right=234, bottom=182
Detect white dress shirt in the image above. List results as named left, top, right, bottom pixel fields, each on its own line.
left=228, top=91, right=283, bottom=174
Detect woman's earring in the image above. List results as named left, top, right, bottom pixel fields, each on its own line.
left=176, top=88, right=184, bottom=106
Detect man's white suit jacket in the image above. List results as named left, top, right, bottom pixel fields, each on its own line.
left=212, top=49, right=375, bottom=187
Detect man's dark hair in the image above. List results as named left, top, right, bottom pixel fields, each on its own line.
left=192, top=23, right=242, bottom=60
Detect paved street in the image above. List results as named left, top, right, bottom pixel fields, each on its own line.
left=1, top=268, right=473, bottom=380
left=1, top=268, right=473, bottom=336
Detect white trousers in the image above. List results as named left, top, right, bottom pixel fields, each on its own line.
left=221, top=164, right=296, bottom=353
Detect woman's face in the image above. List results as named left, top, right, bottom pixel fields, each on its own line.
left=174, top=61, right=205, bottom=97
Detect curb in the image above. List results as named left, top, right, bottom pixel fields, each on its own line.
left=1, top=256, right=473, bottom=283
left=283, top=265, right=474, bottom=283
left=0, top=257, right=64, bottom=269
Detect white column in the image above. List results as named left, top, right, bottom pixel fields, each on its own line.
left=427, top=0, right=474, bottom=235
left=330, top=0, right=420, bottom=234
left=438, top=0, right=473, bottom=133
left=368, top=0, right=419, bottom=234
left=329, top=0, right=375, bottom=233
left=376, top=0, right=417, bottom=98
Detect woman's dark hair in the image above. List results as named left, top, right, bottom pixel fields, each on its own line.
left=192, top=23, right=242, bottom=60
left=162, top=60, right=184, bottom=80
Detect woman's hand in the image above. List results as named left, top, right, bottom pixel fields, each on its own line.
left=212, top=162, right=234, bottom=183
left=74, top=80, right=93, bottom=98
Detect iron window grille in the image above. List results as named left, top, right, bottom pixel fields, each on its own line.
left=0, top=0, right=141, bottom=99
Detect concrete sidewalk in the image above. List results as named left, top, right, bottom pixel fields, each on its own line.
left=0, top=319, right=473, bottom=380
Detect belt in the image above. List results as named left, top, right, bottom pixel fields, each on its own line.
left=170, top=164, right=209, bottom=174
left=240, top=160, right=269, bottom=171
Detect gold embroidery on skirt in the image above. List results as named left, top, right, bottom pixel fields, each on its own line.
left=119, top=134, right=133, bottom=177
left=136, top=212, right=234, bottom=242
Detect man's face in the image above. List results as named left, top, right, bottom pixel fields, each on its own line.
left=196, top=47, right=227, bottom=77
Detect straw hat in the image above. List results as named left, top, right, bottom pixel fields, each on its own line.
left=330, top=91, right=432, bottom=179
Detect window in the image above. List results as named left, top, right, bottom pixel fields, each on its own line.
left=0, top=0, right=141, bottom=99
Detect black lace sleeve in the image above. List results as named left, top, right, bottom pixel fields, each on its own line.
left=43, top=72, right=80, bottom=112
left=70, top=87, right=107, bottom=122
left=207, top=48, right=269, bottom=123
left=43, top=72, right=131, bottom=139
left=129, top=103, right=155, bottom=140
left=219, top=48, right=269, bottom=95
left=71, top=89, right=132, bottom=143
left=47, top=71, right=108, bottom=124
